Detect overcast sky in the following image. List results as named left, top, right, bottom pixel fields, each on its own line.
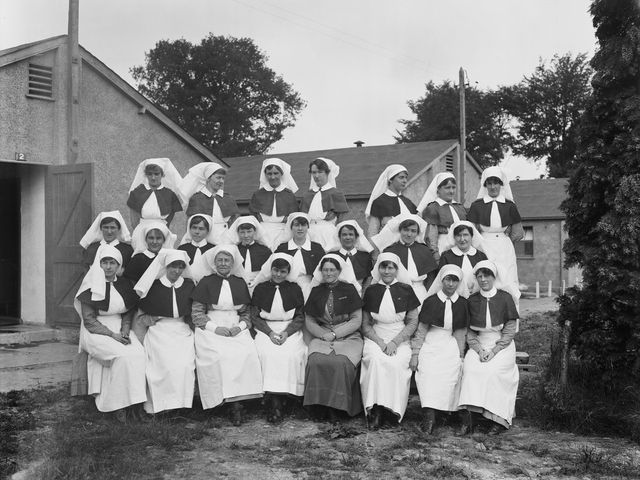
left=1, top=0, right=597, bottom=179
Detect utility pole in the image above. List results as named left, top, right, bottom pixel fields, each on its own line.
left=68, top=0, right=80, bottom=164
left=458, top=67, right=466, bottom=203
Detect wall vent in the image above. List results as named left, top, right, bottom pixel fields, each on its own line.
left=28, top=64, right=53, bottom=98
left=445, top=153, right=454, bottom=172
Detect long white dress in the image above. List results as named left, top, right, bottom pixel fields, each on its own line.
left=307, top=190, right=339, bottom=251
left=360, top=290, right=413, bottom=421
left=194, top=280, right=263, bottom=409
left=80, top=288, right=147, bottom=412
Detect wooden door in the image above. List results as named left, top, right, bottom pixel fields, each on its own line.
left=45, top=163, right=93, bottom=327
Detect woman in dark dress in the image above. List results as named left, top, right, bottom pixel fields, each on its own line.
left=123, top=221, right=175, bottom=283
left=80, top=210, right=133, bottom=271
left=331, top=220, right=374, bottom=288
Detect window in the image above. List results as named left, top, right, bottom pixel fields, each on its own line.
left=515, top=226, right=534, bottom=257
left=27, top=63, right=53, bottom=99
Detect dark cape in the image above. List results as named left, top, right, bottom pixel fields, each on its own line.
left=76, top=277, right=139, bottom=311
left=139, top=278, right=195, bottom=317
left=238, top=242, right=272, bottom=272
left=300, top=188, right=349, bottom=214
left=123, top=253, right=156, bottom=283
left=334, top=250, right=373, bottom=281
left=83, top=241, right=134, bottom=269
left=251, top=280, right=304, bottom=313
left=468, top=290, right=518, bottom=328
left=467, top=199, right=522, bottom=226
left=126, top=185, right=182, bottom=216
left=191, top=274, right=251, bottom=306
left=370, top=193, right=417, bottom=218
left=419, top=293, right=469, bottom=330
left=438, top=249, right=488, bottom=269
left=275, top=241, right=325, bottom=275
left=363, top=282, right=420, bottom=314
left=422, top=201, right=467, bottom=227
left=384, top=241, right=438, bottom=276
left=305, top=281, right=362, bottom=318
left=249, top=188, right=299, bottom=217
left=177, top=242, right=216, bottom=264
left=186, top=191, right=240, bottom=218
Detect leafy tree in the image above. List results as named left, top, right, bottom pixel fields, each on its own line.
left=501, top=53, right=593, bottom=177
left=131, top=34, right=305, bottom=158
left=559, top=0, right=640, bottom=387
left=395, top=81, right=510, bottom=168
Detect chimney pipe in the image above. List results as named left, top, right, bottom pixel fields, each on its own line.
left=354, top=140, right=364, bottom=148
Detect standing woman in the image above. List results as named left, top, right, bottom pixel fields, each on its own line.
left=127, top=157, right=183, bottom=230
left=229, top=216, right=273, bottom=288
left=467, top=166, right=523, bottom=299
left=180, top=162, right=240, bottom=245
left=458, top=260, right=519, bottom=435
left=133, top=249, right=196, bottom=415
left=275, top=213, right=325, bottom=299
left=372, top=213, right=438, bottom=304
left=300, top=157, right=349, bottom=251
left=123, top=221, right=175, bottom=283
left=80, top=211, right=133, bottom=270
left=249, top=158, right=299, bottom=249
left=360, top=253, right=420, bottom=428
left=251, top=253, right=307, bottom=422
left=365, top=164, right=418, bottom=238
left=332, top=220, right=374, bottom=288
left=437, top=220, right=488, bottom=296
left=75, top=245, right=146, bottom=422
left=178, top=214, right=216, bottom=282
left=304, top=254, right=363, bottom=421
left=411, top=264, right=469, bottom=434
left=191, top=245, right=263, bottom=425
left=417, top=172, right=467, bottom=262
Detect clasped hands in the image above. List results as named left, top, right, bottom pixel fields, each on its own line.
left=215, top=326, right=243, bottom=337
left=479, top=349, right=496, bottom=362
left=269, top=331, right=289, bottom=345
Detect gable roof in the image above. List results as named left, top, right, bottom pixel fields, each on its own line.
left=511, top=178, right=568, bottom=220
left=0, top=35, right=225, bottom=166
left=224, top=140, right=481, bottom=202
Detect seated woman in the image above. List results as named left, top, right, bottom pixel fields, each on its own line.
left=372, top=213, right=438, bottom=304
left=417, top=172, right=467, bottom=262
left=229, top=216, right=272, bottom=288
left=331, top=220, right=374, bottom=289
left=438, top=220, right=488, bottom=296
left=300, top=158, right=349, bottom=251
left=80, top=211, right=133, bottom=270
left=75, top=245, right=145, bottom=422
left=458, top=260, right=519, bottom=435
left=411, top=264, right=469, bottom=435
left=467, top=166, right=523, bottom=303
left=191, top=245, right=263, bottom=425
left=123, top=221, right=175, bottom=283
left=360, top=253, right=420, bottom=428
left=249, top=158, right=299, bottom=249
left=303, top=254, right=363, bottom=421
left=127, top=158, right=183, bottom=231
left=365, top=164, right=418, bottom=237
left=179, top=162, right=240, bottom=244
left=251, top=253, right=307, bottom=422
left=133, top=249, right=196, bottom=415
left=275, top=213, right=325, bottom=299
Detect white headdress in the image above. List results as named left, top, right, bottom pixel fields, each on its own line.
left=128, top=157, right=185, bottom=203
left=365, top=164, right=408, bottom=217
left=79, top=211, right=131, bottom=249
left=179, top=214, right=217, bottom=245
left=309, top=157, right=340, bottom=190
left=310, top=253, right=362, bottom=295
left=371, top=213, right=428, bottom=252
left=259, top=158, right=298, bottom=193
left=444, top=220, right=486, bottom=253
left=250, top=252, right=300, bottom=287
left=133, top=249, right=193, bottom=299
left=332, top=220, right=374, bottom=253
left=425, top=263, right=469, bottom=298
left=472, top=259, right=520, bottom=308
left=179, top=162, right=227, bottom=200
left=476, top=166, right=514, bottom=201
left=131, top=220, right=176, bottom=254
left=370, top=252, right=412, bottom=285
left=228, top=216, right=270, bottom=246
left=193, top=244, right=247, bottom=283
left=75, top=244, right=122, bottom=304
left=417, top=172, right=457, bottom=214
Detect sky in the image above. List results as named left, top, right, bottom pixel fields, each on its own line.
left=0, top=0, right=597, bottom=180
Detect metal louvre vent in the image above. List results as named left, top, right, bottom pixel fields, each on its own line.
left=445, top=153, right=454, bottom=172
left=28, top=63, right=53, bottom=98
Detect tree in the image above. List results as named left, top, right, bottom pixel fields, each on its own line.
left=395, top=81, right=510, bottom=169
left=131, top=35, right=305, bottom=158
left=501, top=53, right=593, bottom=178
left=559, top=0, right=640, bottom=387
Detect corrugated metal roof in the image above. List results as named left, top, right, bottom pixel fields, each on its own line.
left=223, top=139, right=461, bottom=201
left=511, top=178, right=568, bottom=220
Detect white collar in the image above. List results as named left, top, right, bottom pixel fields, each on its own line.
left=311, top=183, right=332, bottom=193
left=339, top=247, right=358, bottom=256
left=483, top=194, right=505, bottom=203
left=437, top=290, right=460, bottom=302
left=451, top=246, right=477, bottom=256
left=100, top=238, right=120, bottom=247
left=480, top=287, right=498, bottom=298
left=288, top=238, right=311, bottom=251
left=264, top=184, right=286, bottom=192
left=378, top=278, right=398, bottom=287
left=160, top=275, right=184, bottom=288
left=144, top=184, right=164, bottom=191
left=143, top=249, right=157, bottom=259
left=435, top=197, right=458, bottom=206
left=199, top=186, right=224, bottom=197
left=384, top=188, right=402, bottom=198
left=191, top=238, right=208, bottom=248
left=241, top=241, right=255, bottom=247
left=401, top=241, right=415, bottom=247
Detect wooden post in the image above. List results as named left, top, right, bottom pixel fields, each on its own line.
left=67, top=0, right=80, bottom=164
left=560, top=320, right=571, bottom=387
left=535, top=281, right=540, bottom=299
left=548, top=280, right=553, bottom=297
left=458, top=67, right=466, bottom=203
left=562, top=279, right=566, bottom=295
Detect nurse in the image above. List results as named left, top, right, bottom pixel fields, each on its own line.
left=228, top=216, right=272, bottom=288
left=123, top=221, right=175, bottom=283
left=80, top=211, right=133, bottom=271
left=331, top=220, right=374, bottom=288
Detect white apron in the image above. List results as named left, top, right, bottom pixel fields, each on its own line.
left=194, top=308, right=263, bottom=409
left=143, top=317, right=196, bottom=414
left=415, top=326, right=462, bottom=411
left=437, top=233, right=450, bottom=257
left=458, top=330, right=519, bottom=426
left=360, top=302, right=412, bottom=421
left=80, top=300, right=146, bottom=412
left=480, top=227, right=520, bottom=301
left=307, top=191, right=339, bottom=251
left=260, top=213, right=287, bottom=251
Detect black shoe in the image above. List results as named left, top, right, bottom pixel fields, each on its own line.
left=420, top=408, right=436, bottom=435
left=230, top=403, right=243, bottom=426
left=114, top=408, right=127, bottom=424
left=369, top=406, right=382, bottom=430
left=457, top=410, right=473, bottom=436
left=327, top=407, right=340, bottom=424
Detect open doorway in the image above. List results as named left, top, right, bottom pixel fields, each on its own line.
left=0, top=164, right=21, bottom=324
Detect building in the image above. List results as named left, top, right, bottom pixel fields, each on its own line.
left=224, top=139, right=483, bottom=225
left=0, top=34, right=223, bottom=327
left=511, top=178, right=578, bottom=294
